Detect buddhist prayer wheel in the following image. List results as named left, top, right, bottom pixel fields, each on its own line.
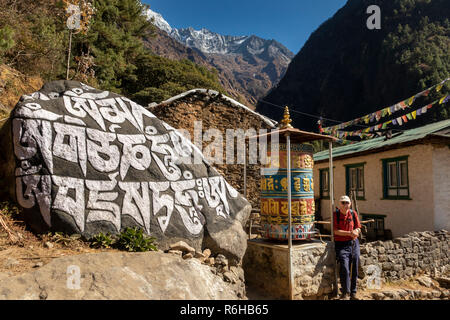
left=260, top=142, right=315, bottom=240
left=248, top=106, right=336, bottom=299
left=257, top=106, right=316, bottom=240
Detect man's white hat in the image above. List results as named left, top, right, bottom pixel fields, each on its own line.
left=339, top=195, right=351, bottom=203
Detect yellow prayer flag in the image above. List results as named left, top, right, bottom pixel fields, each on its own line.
left=364, top=116, right=369, bottom=124
left=412, top=111, right=417, bottom=119
left=440, top=95, right=448, bottom=104
left=406, top=96, right=415, bottom=106
left=436, top=84, right=443, bottom=92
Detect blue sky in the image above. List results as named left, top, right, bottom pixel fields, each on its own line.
left=143, top=0, right=348, bottom=54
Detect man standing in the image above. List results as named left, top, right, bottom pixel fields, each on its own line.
left=333, top=195, right=361, bottom=300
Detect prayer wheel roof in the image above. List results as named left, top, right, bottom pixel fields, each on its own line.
left=250, top=127, right=337, bottom=143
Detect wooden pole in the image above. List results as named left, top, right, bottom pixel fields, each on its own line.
left=329, top=141, right=339, bottom=296
left=66, top=29, right=73, bottom=80
left=287, top=133, right=294, bottom=300
left=243, top=141, right=247, bottom=199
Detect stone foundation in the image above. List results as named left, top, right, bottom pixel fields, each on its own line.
left=243, top=239, right=336, bottom=300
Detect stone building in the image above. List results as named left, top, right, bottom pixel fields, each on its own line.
left=148, top=89, right=278, bottom=207
left=313, top=119, right=450, bottom=239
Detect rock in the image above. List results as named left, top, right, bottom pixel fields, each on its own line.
left=223, top=271, right=237, bottom=284
left=215, top=254, right=228, bottom=267
left=202, top=248, right=211, bottom=259
left=0, top=81, right=251, bottom=265
left=33, top=262, right=44, bottom=268
left=44, top=242, right=54, bottom=249
left=417, top=276, right=433, bottom=288
left=194, top=251, right=205, bottom=259
left=230, top=266, right=245, bottom=282
left=383, top=290, right=400, bottom=300
left=405, top=289, right=415, bottom=299
left=167, top=250, right=183, bottom=256
left=39, top=290, right=48, bottom=300
left=202, top=205, right=251, bottom=266
left=169, top=241, right=195, bottom=254
left=394, top=237, right=412, bottom=248
left=371, top=292, right=384, bottom=300
left=382, top=262, right=393, bottom=271
left=431, top=290, right=441, bottom=298
left=414, top=290, right=427, bottom=299
left=435, top=276, right=450, bottom=288
left=0, top=251, right=243, bottom=299
left=182, top=253, right=194, bottom=260
left=397, top=289, right=408, bottom=299
left=205, top=257, right=215, bottom=265
left=3, top=258, right=19, bottom=268
left=441, top=290, right=450, bottom=298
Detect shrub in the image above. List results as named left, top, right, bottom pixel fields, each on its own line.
left=115, top=227, right=158, bottom=252
left=90, top=232, right=116, bottom=249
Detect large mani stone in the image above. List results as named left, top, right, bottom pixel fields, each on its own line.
left=0, top=80, right=251, bottom=264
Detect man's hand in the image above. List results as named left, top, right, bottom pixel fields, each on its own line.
left=351, top=229, right=360, bottom=239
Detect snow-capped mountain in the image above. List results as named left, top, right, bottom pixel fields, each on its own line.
left=145, top=8, right=173, bottom=35
left=146, top=9, right=293, bottom=59
left=145, top=8, right=294, bottom=106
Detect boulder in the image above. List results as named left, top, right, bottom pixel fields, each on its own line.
left=0, top=251, right=242, bottom=299
left=0, top=80, right=251, bottom=264
left=417, top=276, right=433, bottom=288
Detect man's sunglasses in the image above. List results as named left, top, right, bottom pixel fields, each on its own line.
left=340, top=201, right=350, bottom=204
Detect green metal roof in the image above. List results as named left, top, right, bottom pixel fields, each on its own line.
left=314, top=119, right=450, bottom=162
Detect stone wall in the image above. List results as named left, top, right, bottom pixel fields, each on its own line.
left=359, top=230, right=450, bottom=285
left=244, top=230, right=449, bottom=299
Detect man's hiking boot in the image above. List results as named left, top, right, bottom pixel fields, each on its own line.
left=350, top=293, right=359, bottom=300
left=339, top=292, right=350, bottom=300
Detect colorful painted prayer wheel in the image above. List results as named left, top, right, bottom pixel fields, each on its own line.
left=260, top=143, right=315, bottom=240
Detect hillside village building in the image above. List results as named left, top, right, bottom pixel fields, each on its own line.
left=314, top=119, right=450, bottom=239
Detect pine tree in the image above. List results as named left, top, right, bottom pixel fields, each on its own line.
left=73, top=0, right=155, bottom=91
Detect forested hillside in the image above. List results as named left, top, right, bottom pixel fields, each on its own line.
left=257, top=0, right=450, bottom=132
left=0, top=0, right=225, bottom=109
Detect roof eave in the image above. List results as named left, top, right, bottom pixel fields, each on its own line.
left=314, top=134, right=450, bottom=164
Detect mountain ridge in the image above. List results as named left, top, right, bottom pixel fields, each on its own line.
left=256, top=0, right=450, bottom=132
left=145, top=8, right=294, bottom=106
